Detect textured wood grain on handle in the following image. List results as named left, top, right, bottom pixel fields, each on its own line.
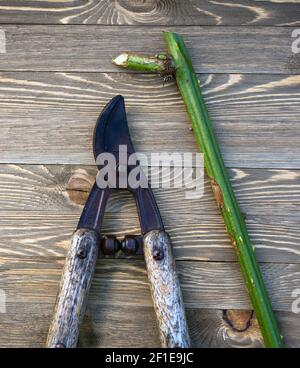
left=143, top=230, right=191, bottom=348
left=46, top=228, right=99, bottom=348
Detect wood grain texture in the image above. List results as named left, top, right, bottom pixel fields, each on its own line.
left=0, top=164, right=299, bottom=263
left=1, top=211, right=300, bottom=263
left=0, top=72, right=299, bottom=167
left=0, top=163, right=299, bottom=263
left=1, top=257, right=300, bottom=312
left=0, top=26, right=298, bottom=73
left=143, top=230, right=190, bottom=347
left=0, top=0, right=299, bottom=26
left=1, top=301, right=298, bottom=347
left=46, top=228, right=99, bottom=348
left=78, top=307, right=297, bottom=348
left=0, top=303, right=288, bottom=348
left=0, top=1, right=299, bottom=348
left=1, top=257, right=299, bottom=347
left=0, top=164, right=299, bottom=216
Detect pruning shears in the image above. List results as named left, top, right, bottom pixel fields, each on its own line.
left=46, top=95, right=191, bottom=348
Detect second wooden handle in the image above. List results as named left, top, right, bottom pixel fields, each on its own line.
left=143, top=230, right=191, bottom=348
left=46, top=228, right=99, bottom=348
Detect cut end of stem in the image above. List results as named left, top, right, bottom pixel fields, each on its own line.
left=112, top=53, right=129, bottom=67
left=112, top=52, right=171, bottom=74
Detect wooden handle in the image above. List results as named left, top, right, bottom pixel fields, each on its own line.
left=46, top=228, right=99, bottom=348
left=143, top=230, right=191, bottom=348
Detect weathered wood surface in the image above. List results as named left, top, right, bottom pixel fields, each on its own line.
left=0, top=165, right=299, bottom=263
left=0, top=258, right=300, bottom=347
left=0, top=1, right=299, bottom=348
left=0, top=72, right=299, bottom=167
left=0, top=0, right=299, bottom=26
left=3, top=302, right=299, bottom=348
left=2, top=211, right=300, bottom=264
left=143, top=230, right=190, bottom=347
left=1, top=256, right=300, bottom=347
left=0, top=164, right=298, bottom=216
left=79, top=308, right=298, bottom=348
left=0, top=26, right=298, bottom=73
left=46, top=228, right=99, bottom=348
left=1, top=257, right=300, bottom=312
left=0, top=303, right=277, bottom=348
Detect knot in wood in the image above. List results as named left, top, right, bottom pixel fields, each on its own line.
left=223, top=309, right=254, bottom=333
left=66, top=170, right=94, bottom=206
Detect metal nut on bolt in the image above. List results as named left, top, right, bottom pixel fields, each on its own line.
left=152, top=248, right=164, bottom=260
left=76, top=246, right=87, bottom=259
left=101, top=235, right=121, bottom=255
left=121, top=235, right=139, bottom=255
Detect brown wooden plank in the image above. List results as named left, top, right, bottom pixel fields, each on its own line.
left=3, top=303, right=298, bottom=348
left=80, top=308, right=298, bottom=348
left=0, top=257, right=298, bottom=347
left=1, top=269, right=298, bottom=348
left=0, top=26, right=298, bottom=73
left=0, top=72, right=300, bottom=167
left=0, top=164, right=299, bottom=216
left=1, top=257, right=300, bottom=312
left=0, top=164, right=299, bottom=262
left=0, top=0, right=299, bottom=26
left=2, top=302, right=298, bottom=348
left=0, top=303, right=260, bottom=347
left=1, top=257, right=298, bottom=347
left=1, top=211, right=300, bottom=263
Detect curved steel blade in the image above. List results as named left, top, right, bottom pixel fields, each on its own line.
left=78, top=95, right=164, bottom=234
left=93, top=95, right=135, bottom=163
